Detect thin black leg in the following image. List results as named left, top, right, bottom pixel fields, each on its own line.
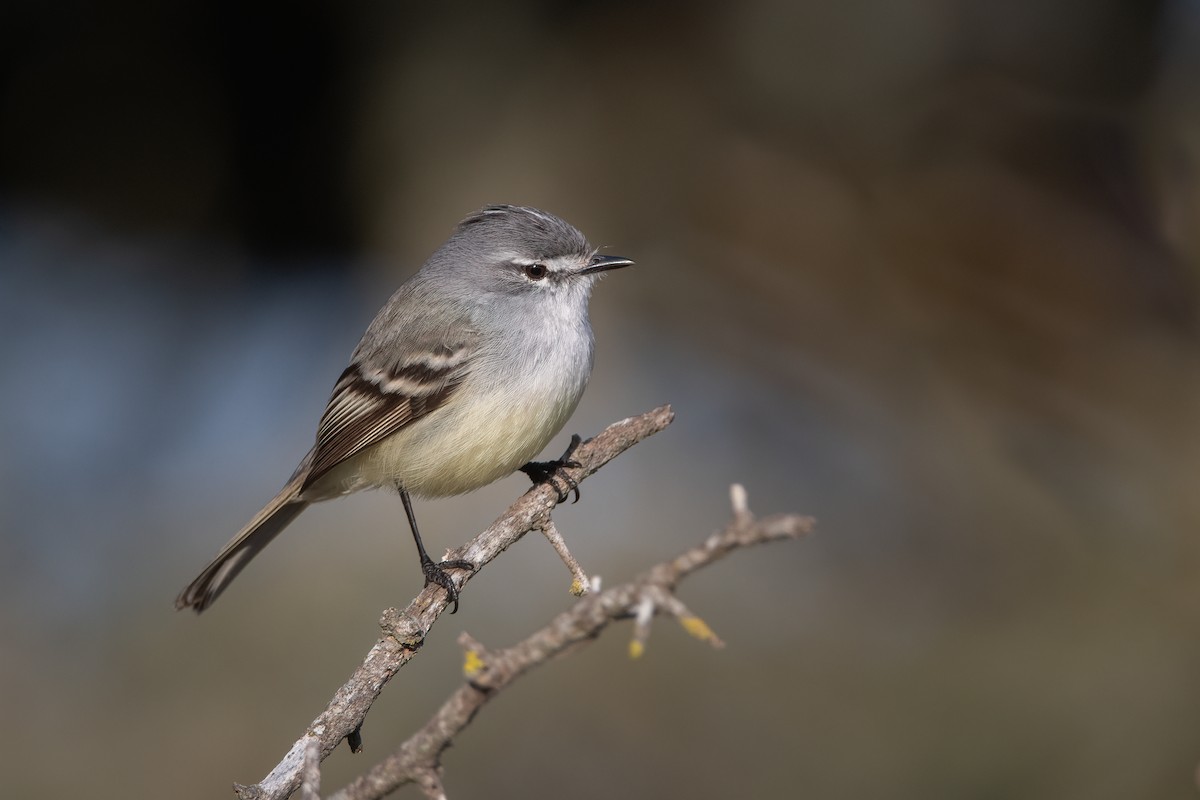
left=399, top=488, right=473, bottom=613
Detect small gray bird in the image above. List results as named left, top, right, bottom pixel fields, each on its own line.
left=176, top=205, right=632, bottom=613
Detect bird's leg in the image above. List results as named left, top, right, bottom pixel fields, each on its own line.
left=399, top=488, right=473, bottom=613
left=520, top=433, right=583, bottom=503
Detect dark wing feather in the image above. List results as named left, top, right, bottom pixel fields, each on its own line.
left=302, top=346, right=471, bottom=490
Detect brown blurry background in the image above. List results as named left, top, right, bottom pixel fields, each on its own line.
left=2, top=1, right=1199, bottom=797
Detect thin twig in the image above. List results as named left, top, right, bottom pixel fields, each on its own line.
left=539, top=517, right=592, bottom=596
left=298, top=737, right=320, bottom=800
left=328, top=485, right=815, bottom=800
left=232, top=405, right=675, bottom=800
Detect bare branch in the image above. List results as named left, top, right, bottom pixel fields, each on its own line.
left=298, top=738, right=321, bottom=800
left=234, top=405, right=675, bottom=800
left=328, top=485, right=815, bottom=800
left=538, top=517, right=592, bottom=596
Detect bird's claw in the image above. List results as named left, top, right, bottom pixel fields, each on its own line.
left=421, top=555, right=474, bottom=614
left=520, top=434, right=584, bottom=503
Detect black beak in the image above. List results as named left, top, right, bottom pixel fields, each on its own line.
left=580, top=254, right=634, bottom=275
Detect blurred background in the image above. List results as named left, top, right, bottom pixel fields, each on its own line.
left=2, top=0, right=1198, bottom=797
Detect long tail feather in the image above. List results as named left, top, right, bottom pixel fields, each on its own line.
left=176, top=478, right=309, bottom=613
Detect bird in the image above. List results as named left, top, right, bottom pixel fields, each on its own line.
left=176, top=205, right=632, bottom=613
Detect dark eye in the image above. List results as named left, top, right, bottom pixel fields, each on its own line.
left=523, top=263, right=548, bottom=280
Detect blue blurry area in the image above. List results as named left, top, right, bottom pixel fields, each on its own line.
left=0, top=209, right=366, bottom=612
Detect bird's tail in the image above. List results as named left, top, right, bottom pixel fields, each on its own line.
left=175, top=477, right=309, bottom=613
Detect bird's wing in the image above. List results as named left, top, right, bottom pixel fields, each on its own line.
left=302, top=334, right=476, bottom=490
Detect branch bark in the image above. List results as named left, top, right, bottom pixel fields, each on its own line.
left=233, top=405, right=676, bottom=800
left=328, top=484, right=814, bottom=800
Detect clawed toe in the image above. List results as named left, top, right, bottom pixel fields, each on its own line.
left=520, top=434, right=584, bottom=503
left=421, top=556, right=474, bottom=614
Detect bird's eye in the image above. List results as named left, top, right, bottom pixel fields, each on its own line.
left=523, top=263, right=548, bottom=280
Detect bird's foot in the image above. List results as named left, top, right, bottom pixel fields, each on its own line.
left=421, top=555, right=474, bottom=614
left=520, top=434, right=584, bottom=503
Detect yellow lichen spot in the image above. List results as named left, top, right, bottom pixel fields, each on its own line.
left=569, top=578, right=586, bottom=596
left=680, top=616, right=718, bottom=643
left=628, top=639, right=645, bottom=660
left=463, top=648, right=485, bottom=678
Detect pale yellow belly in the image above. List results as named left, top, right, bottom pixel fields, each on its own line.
left=308, top=368, right=585, bottom=500
left=363, top=382, right=579, bottom=496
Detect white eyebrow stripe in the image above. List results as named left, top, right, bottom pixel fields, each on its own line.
left=510, top=255, right=577, bottom=271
